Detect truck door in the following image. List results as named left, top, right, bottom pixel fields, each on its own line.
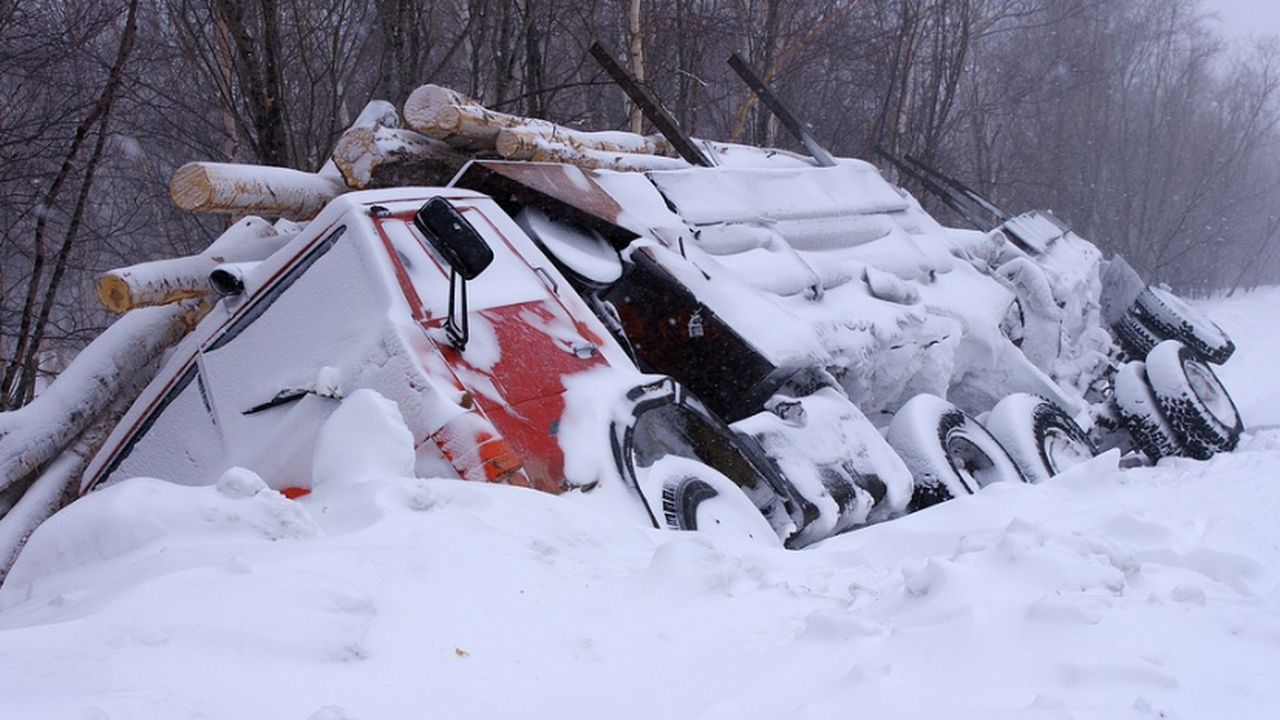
left=372, top=198, right=613, bottom=493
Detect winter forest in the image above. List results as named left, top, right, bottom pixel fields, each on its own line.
left=3, top=0, right=1279, bottom=411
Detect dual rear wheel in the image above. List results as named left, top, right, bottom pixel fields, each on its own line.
left=617, top=334, right=1241, bottom=538
left=887, top=393, right=1096, bottom=511
left=1114, top=340, right=1242, bottom=462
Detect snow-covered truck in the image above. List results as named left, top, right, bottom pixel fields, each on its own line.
left=0, top=56, right=1243, bottom=569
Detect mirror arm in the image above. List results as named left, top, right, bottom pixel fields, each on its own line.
left=445, top=268, right=470, bottom=352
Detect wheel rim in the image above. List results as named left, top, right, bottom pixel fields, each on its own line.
left=945, top=435, right=993, bottom=491
left=1042, top=426, right=1093, bottom=475
left=1182, top=356, right=1235, bottom=426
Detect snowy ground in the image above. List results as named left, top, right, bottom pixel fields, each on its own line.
left=1, top=290, right=1279, bottom=720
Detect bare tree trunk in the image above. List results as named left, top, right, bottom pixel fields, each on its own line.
left=752, top=0, right=781, bottom=147
left=1, top=0, right=141, bottom=410
left=374, top=0, right=425, bottom=103
left=523, top=0, right=547, bottom=118
left=212, top=9, right=241, bottom=161
left=628, top=0, right=646, bottom=134
left=212, top=0, right=292, bottom=167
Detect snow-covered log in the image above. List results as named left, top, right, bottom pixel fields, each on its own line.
left=0, top=303, right=205, bottom=499
left=96, top=218, right=292, bottom=312
left=169, top=162, right=346, bottom=219
left=350, top=99, right=401, bottom=131
left=0, top=451, right=84, bottom=582
left=0, top=323, right=168, bottom=580
left=96, top=256, right=217, bottom=313
left=0, top=390, right=132, bottom=581
left=495, top=125, right=673, bottom=160
left=403, top=84, right=525, bottom=152
left=404, top=83, right=675, bottom=160
left=330, top=125, right=470, bottom=190
left=494, top=132, right=688, bottom=171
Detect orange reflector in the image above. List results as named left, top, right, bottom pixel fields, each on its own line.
left=431, top=412, right=529, bottom=485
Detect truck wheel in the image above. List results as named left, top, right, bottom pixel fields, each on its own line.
left=1134, top=287, right=1235, bottom=364
left=1113, top=361, right=1184, bottom=462
left=610, top=377, right=798, bottom=539
left=658, top=464, right=781, bottom=546
left=984, top=394, right=1097, bottom=484
left=1111, top=311, right=1161, bottom=361
left=887, top=394, right=1025, bottom=512
left=1144, top=340, right=1242, bottom=459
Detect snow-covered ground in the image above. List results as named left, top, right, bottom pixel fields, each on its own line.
left=1, top=289, right=1279, bottom=720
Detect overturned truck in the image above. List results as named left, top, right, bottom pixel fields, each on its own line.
left=0, top=49, right=1243, bottom=568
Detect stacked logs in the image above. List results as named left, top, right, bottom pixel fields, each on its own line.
left=168, top=85, right=684, bottom=225
left=147, top=86, right=683, bottom=316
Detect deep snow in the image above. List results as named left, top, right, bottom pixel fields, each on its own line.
left=1, top=290, right=1279, bottom=720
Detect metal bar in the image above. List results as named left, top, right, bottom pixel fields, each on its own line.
left=875, top=147, right=994, bottom=232
left=588, top=41, right=714, bottom=168
left=903, top=154, right=1010, bottom=222
left=727, top=53, right=837, bottom=167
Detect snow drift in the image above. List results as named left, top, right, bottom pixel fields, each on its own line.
left=0, top=289, right=1277, bottom=720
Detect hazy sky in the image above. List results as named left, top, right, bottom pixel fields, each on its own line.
left=1201, top=0, right=1280, bottom=41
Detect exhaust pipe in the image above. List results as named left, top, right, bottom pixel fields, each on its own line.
left=209, top=262, right=258, bottom=297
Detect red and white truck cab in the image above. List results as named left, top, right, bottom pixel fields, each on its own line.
left=78, top=188, right=801, bottom=538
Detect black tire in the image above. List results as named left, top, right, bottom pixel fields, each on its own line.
left=984, top=393, right=1098, bottom=484
left=1113, top=361, right=1184, bottom=462
left=1111, top=311, right=1161, bottom=361
left=659, top=470, right=779, bottom=544
left=886, top=395, right=1025, bottom=512
left=662, top=475, right=718, bottom=530
left=1145, top=340, right=1242, bottom=459
left=1133, top=287, right=1235, bottom=364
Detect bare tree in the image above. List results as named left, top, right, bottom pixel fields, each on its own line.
left=1, top=0, right=141, bottom=409
left=6, top=0, right=1280, bottom=406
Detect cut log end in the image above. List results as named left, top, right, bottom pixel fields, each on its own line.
left=169, top=163, right=215, bottom=212
left=96, top=274, right=135, bottom=314
left=168, top=161, right=344, bottom=219
left=404, top=84, right=469, bottom=136
left=96, top=268, right=212, bottom=313
left=331, top=126, right=468, bottom=190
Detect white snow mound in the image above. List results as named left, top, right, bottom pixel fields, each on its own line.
left=0, top=292, right=1278, bottom=719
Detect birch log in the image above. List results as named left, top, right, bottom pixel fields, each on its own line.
left=493, top=133, right=689, bottom=171
left=495, top=126, right=674, bottom=161
left=404, top=83, right=676, bottom=159
left=96, top=216, right=292, bottom=313
left=403, top=84, right=524, bottom=152
left=0, top=302, right=206, bottom=498
left=330, top=125, right=470, bottom=189
left=0, top=376, right=143, bottom=581
left=170, top=161, right=346, bottom=219
left=0, top=305, right=195, bottom=580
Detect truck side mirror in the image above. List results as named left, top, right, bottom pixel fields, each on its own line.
left=413, top=196, right=494, bottom=280
left=413, top=196, right=494, bottom=352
